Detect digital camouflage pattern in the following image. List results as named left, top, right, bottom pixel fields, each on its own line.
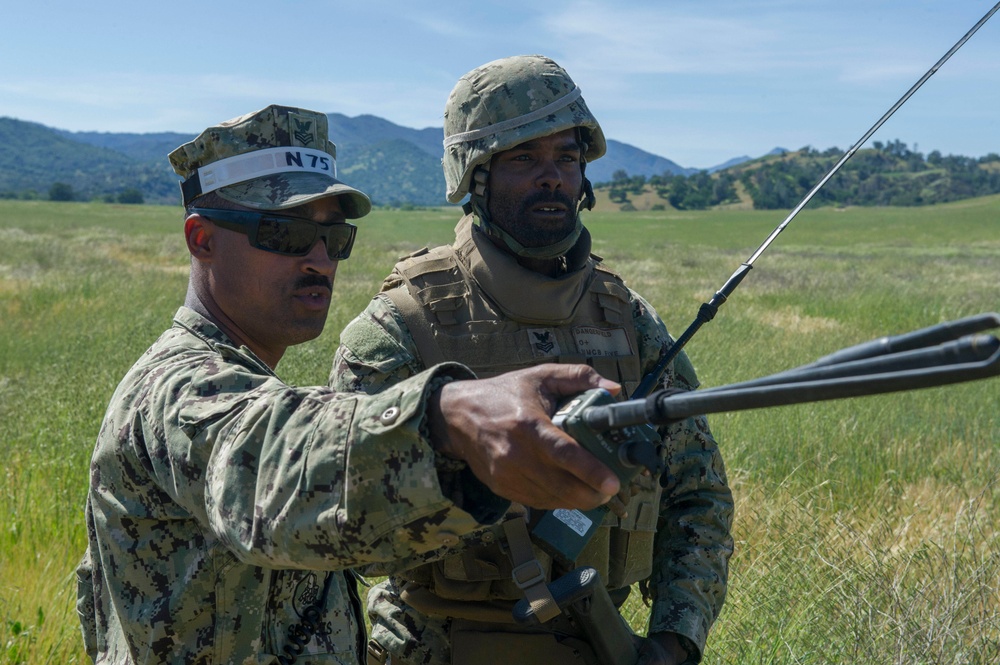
left=168, top=104, right=371, bottom=217
left=331, top=241, right=734, bottom=664
left=442, top=55, right=607, bottom=203
left=76, top=306, right=509, bottom=664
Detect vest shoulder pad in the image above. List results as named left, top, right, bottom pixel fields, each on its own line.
left=393, top=245, right=461, bottom=288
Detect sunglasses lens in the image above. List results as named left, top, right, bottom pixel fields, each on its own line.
left=256, top=218, right=318, bottom=255
left=323, top=224, right=357, bottom=260
left=196, top=209, right=356, bottom=260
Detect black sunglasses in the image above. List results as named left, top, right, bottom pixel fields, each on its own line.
left=191, top=208, right=357, bottom=260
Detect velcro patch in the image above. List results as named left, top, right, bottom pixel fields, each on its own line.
left=341, top=315, right=411, bottom=373
left=526, top=328, right=560, bottom=358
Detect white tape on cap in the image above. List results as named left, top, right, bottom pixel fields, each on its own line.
left=197, top=146, right=337, bottom=194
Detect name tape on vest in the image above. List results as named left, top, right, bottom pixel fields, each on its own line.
left=573, top=326, right=632, bottom=358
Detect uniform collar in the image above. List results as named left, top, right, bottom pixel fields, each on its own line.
left=453, top=215, right=596, bottom=325
left=173, top=306, right=235, bottom=346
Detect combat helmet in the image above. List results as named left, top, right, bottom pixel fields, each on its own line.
left=443, top=55, right=607, bottom=258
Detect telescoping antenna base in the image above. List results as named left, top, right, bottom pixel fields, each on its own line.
left=539, top=314, right=999, bottom=608
left=587, top=313, right=1000, bottom=431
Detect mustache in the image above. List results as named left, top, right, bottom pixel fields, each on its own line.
left=294, top=274, right=333, bottom=291
left=520, top=190, right=577, bottom=210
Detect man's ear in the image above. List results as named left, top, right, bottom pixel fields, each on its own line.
left=184, top=214, right=213, bottom=261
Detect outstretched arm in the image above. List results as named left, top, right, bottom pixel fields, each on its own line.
left=428, top=363, right=622, bottom=510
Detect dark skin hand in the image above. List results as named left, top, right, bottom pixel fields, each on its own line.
left=428, top=364, right=622, bottom=510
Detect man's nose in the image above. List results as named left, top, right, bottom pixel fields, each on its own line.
left=535, top=159, right=564, bottom=190
left=302, top=237, right=337, bottom=276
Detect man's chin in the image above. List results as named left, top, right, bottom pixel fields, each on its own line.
left=509, top=219, right=576, bottom=247
left=285, top=315, right=329, bottom=345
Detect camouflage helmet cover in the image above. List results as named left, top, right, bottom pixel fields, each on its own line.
left=443, top=55, right=607, bottom=203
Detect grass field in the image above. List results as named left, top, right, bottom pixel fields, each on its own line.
left=1, top=197, right=997, bottom=664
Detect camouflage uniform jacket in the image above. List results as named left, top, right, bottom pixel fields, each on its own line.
left=330, top=222, right=734, bottom=662
left=76, top=306, right=509, bottom=665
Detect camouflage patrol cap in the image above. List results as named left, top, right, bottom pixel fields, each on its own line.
left=169, top=104, right=371, bottom=219
left=443, top=55, right=607, bottom=203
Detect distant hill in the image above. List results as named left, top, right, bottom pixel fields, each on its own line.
left=326, top=113, right=442, bottom=159
left=325, top=114, right=699, bottom=183
left=3, top=114, right=995, bottom=209
left=706, top=148, right=787, bottom=174
left=0, top=118, right=182, bottom=203
left=338, top=138, right=444, bottom=207
left=53, top=129, right=193, bottom=163
left=0, top=114, right=713, bottom=207
left=320, top=116, right=702, bottom=201
left=594, top=142, right=1000, bottom=212
left=587, top=140, right=695, bottom=182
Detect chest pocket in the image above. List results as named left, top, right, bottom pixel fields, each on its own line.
left=261, top=570, right=360, bottom=663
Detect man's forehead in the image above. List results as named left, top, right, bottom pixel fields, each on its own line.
left=506, top=129, right=581, bottom=153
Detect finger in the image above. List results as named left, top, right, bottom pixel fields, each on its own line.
left=489, top=450, right=609, bottom=510
left=462, top=418, right=612, bottom=510
left=523, top=469, right=607, bottom=510
left=607, top=494, right=629, bottom=519
left=535, top=363, right=621, bottom=399
left=497, top=423, right=619, bottom=509
left=543, top=426, right=620, bottom=500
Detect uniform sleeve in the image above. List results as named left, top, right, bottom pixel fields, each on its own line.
left=75, top=544, right=98, bottom=661
left=147, top=353, right=508, bottom=570
left=631, top=292, right=735, bottom=661
left=330, top=293, right=427, bottom=394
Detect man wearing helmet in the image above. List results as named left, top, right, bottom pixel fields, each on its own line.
left=331, top=56, right=734, bottom=665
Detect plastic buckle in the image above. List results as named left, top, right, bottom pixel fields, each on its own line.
left=367, top=639, right=389, bottom=665
left=511, top=559, right=546, bottom=590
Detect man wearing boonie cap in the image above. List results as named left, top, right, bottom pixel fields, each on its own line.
left=76, top=104, right=626, bottom=664
left=331, top=57, right=734, bottom=665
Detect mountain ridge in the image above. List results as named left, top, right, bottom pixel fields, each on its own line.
left=7, top=114, right=991, bottom=209
left=0, top=113, right=745, bottom=206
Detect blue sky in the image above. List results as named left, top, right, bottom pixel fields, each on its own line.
left=2, top=0, right=997, bottom=170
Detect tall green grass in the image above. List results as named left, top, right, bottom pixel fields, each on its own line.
left=1, top=198, right=997, bottom=664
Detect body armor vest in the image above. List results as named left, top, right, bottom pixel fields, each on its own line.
left=381, top=216, right=661, bottom=608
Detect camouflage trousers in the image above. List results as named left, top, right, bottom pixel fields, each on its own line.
left=365, top=578, right=599, bottom=665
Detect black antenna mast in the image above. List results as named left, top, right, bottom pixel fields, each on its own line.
left=635, top=2, right=1000, bottom=398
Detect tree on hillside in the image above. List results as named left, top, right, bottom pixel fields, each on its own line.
left=732, top=140, right=1000, bottom=209
left=117, top=188, right=145, bottom=204
left=49, top=182, right=75, bottom=201
left=651, top=172, right=737, bottom=210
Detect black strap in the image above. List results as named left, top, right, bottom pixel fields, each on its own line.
left=180, top=174, right=203, bottom=206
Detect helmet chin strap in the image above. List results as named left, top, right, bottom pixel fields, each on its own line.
left=466, top=153, right=596, bottom=261
left=488, top=216, right=583, bottom=260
